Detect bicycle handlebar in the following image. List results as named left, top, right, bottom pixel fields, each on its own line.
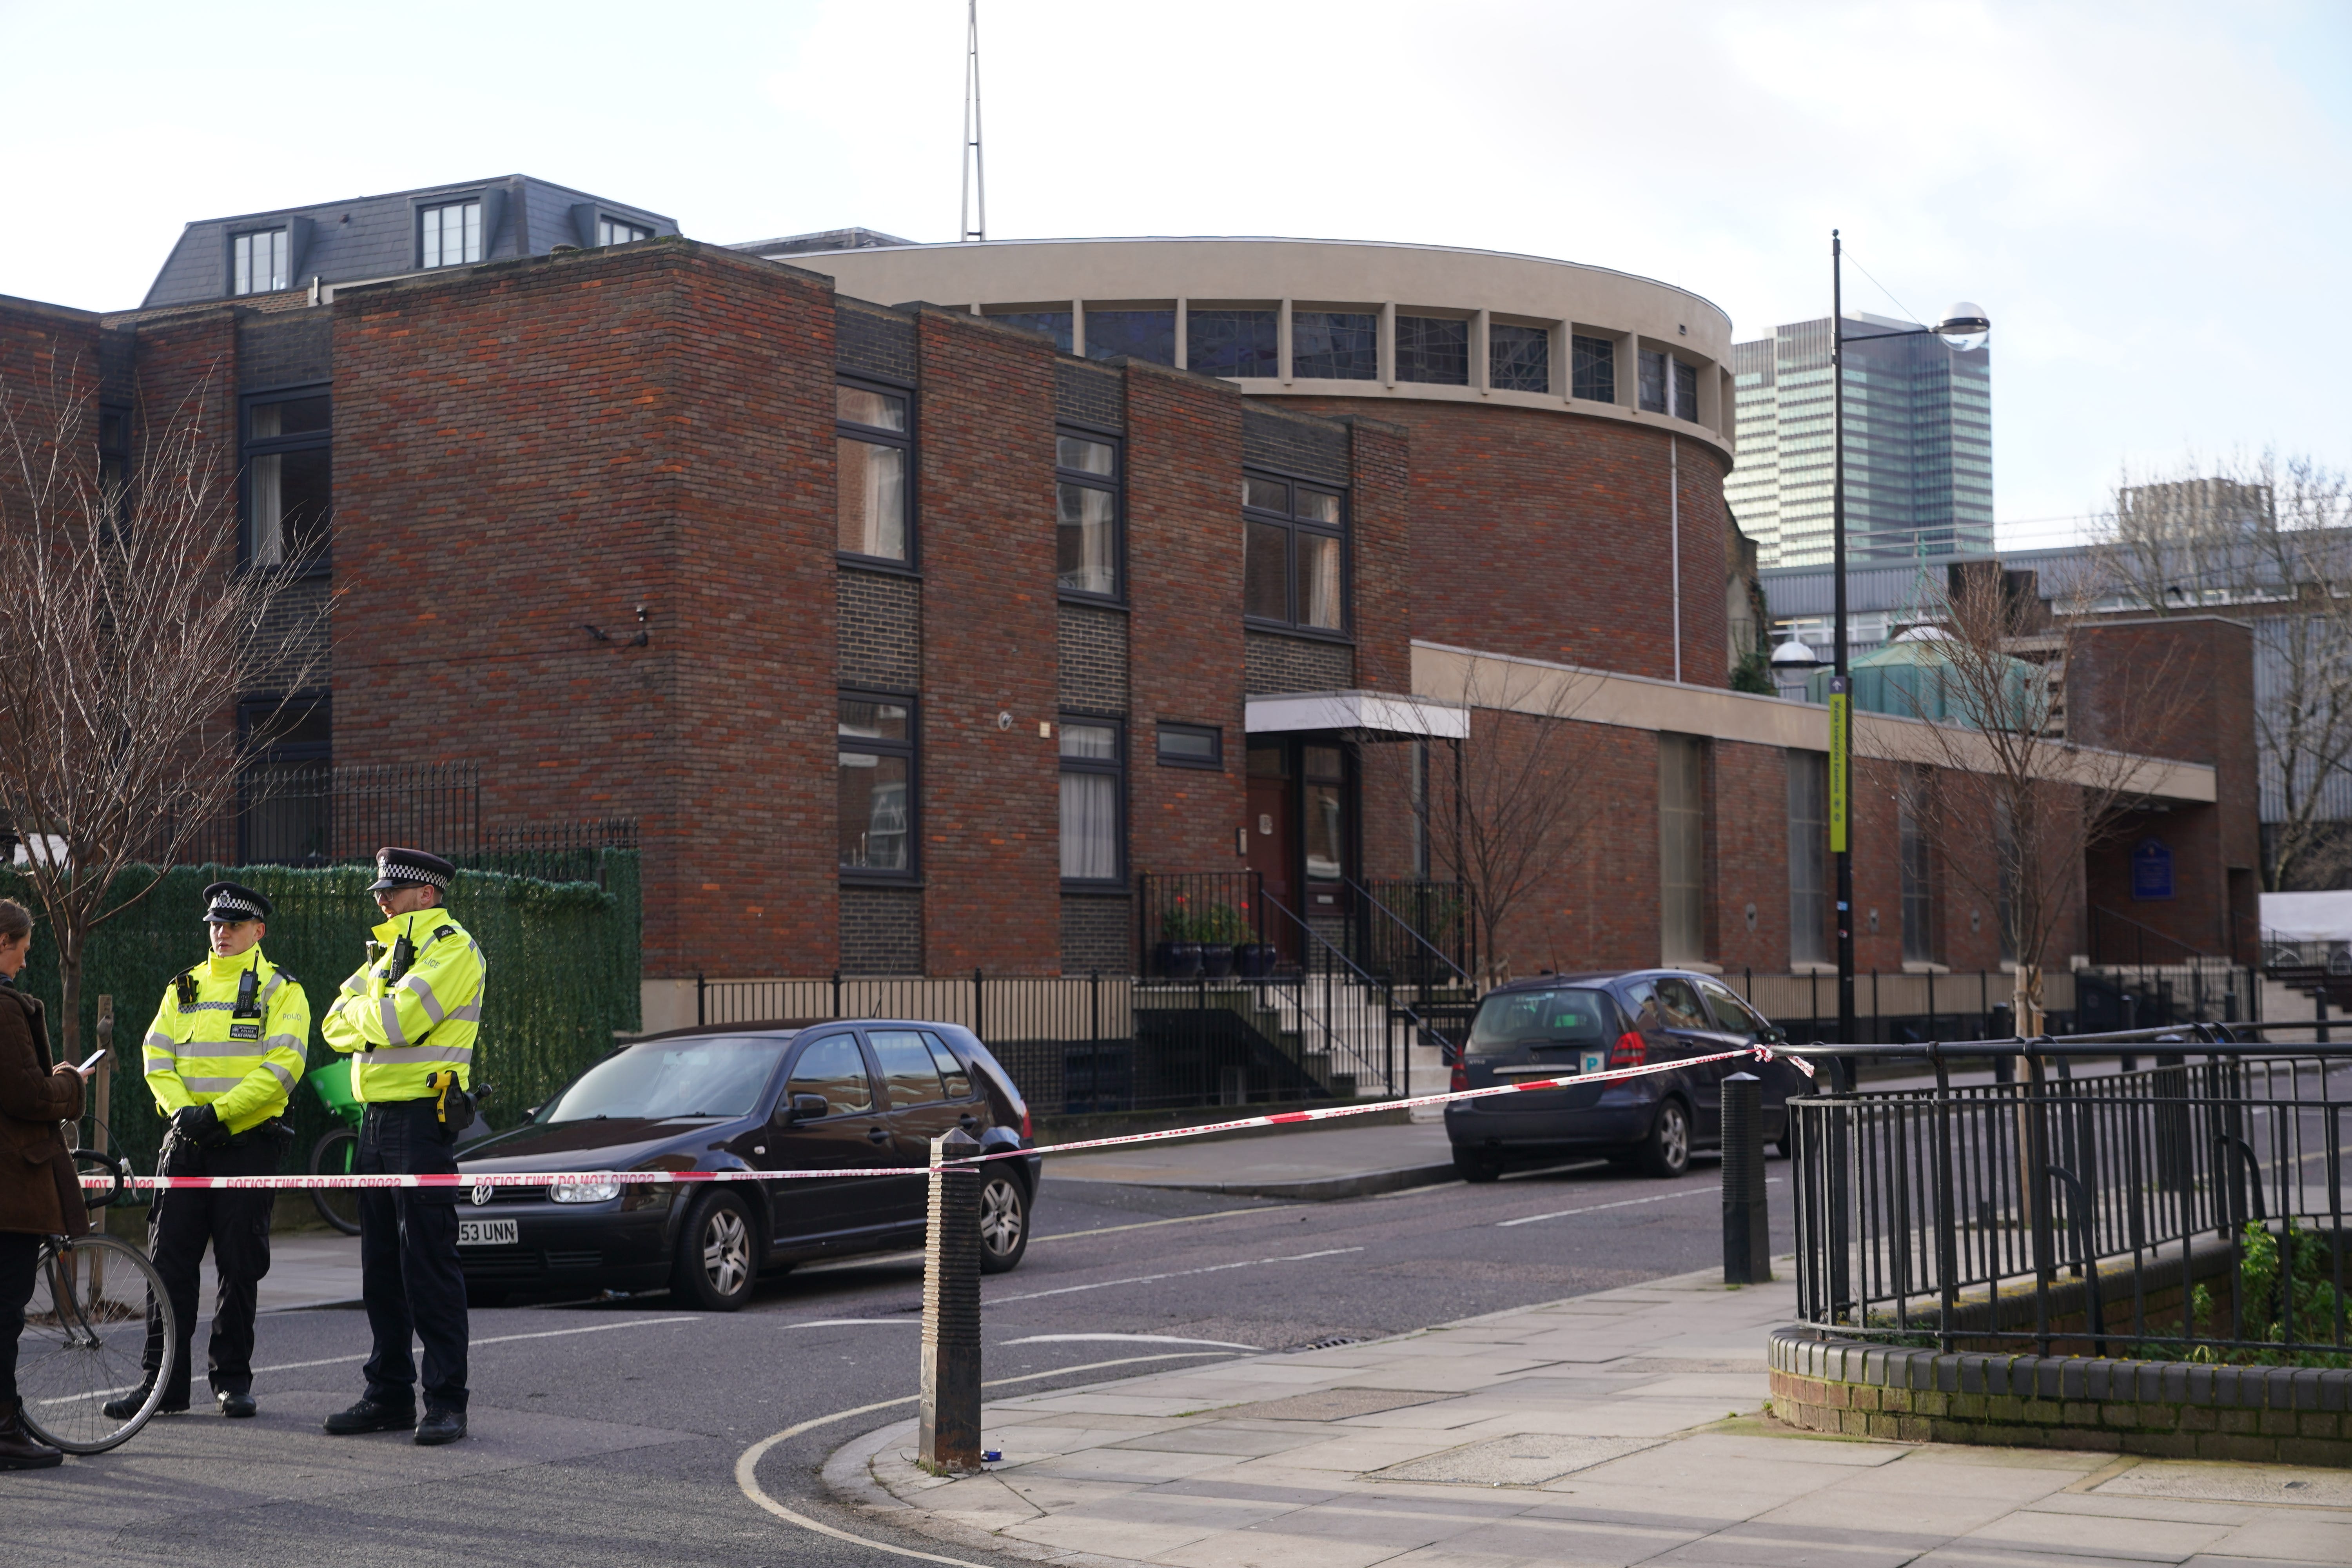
left=72, top=1147, right=131, bottom=1211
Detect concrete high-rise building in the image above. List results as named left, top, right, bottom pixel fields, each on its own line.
left=1728, top=312, right=1991, bottom=569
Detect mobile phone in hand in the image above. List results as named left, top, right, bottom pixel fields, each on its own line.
left=75, top=1047, right=106, bottom=1074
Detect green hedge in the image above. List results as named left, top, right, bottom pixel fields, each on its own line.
left=4, top=852, right=641, bottom=1183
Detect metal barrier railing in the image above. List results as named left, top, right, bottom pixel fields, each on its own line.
left=1784, top=1028, right=2352, bottom=1361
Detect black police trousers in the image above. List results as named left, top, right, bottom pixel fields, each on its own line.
left=356, top=1098, right=468, bottom=1412
left=144, top=1128, right=281, bottom=1403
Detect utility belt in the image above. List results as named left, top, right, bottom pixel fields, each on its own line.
left=363, top=1071, right=476, bottom=1138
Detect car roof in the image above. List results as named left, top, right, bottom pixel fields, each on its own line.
left=1484, top=969, right=1711, bottom=995
left=621, top=1018, right=978, bottom=1047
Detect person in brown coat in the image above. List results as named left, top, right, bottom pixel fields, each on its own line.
left=0, top=897, right=95, bottom=1471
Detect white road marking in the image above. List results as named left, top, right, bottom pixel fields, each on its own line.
left=789, top=1318, right=919, bottom=1328
left=734, top=1352, right=1248, bottom=1566
left=38, top=1314, right=699, bottom=1405
left=1000, top=1332, right=1259, bottom=1349
left=1032, top=1204, right=1299, bottom=1243
left=1495, top=1179, right=1779, bottom=1228
left=985, top=1246, right=1365, bottom=1305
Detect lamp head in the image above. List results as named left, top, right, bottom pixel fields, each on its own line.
left=1935, top=301, right=1990, bottom=350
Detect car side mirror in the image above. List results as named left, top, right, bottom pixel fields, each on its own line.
left=780, top=1093, right=829, bottom=1123
left=521, top=1103, right=540, bottom=1124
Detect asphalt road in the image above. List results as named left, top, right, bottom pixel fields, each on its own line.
left=11, top=1152, right=1793, bottom=1566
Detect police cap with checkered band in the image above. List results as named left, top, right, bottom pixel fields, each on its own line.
left=368, top=847, right=457, bottom=894
left=201, top=881, right=274, bottom=924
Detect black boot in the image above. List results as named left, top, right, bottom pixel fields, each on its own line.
left=102, top=1381, right=185, bottom=1421
left=216, top=1388, right=257, bottom=1419
left=324, top=1396, right=416, bottom=1435
left=413, top=1406, right=466, bottom=1446
left=0, top=1398, right=63, bottom=1470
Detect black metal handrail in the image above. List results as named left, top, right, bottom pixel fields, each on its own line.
left=1345, top=876, right=1475, bottom=993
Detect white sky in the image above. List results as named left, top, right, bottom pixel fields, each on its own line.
left=3, top=0, right=2344, bottom=534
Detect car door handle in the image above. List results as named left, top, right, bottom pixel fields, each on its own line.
left=866, top=1126, right=891, bottom=1144
left=958, top=1114, right=979, bottom=1130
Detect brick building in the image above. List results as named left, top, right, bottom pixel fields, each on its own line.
left=0, top=180, right=2256, bottom=1041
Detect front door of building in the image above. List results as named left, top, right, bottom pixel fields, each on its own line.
left=1247, top=745, right=1296, bottom=955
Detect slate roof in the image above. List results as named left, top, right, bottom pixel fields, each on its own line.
left=140, top=175, right=677, bottom=309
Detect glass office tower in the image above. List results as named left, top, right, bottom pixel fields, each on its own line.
left=1728, top=312, right=1991, bottom=569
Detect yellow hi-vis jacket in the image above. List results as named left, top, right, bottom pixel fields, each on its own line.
left=321, top=909, right=485, bottom=1103
left=141, top=950, right=309, bottom=1135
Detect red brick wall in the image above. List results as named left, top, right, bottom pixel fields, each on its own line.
left=910, top=310, right=1061, bottom=973
left=1124, top=360, right=1249, bottom=877
left=1284, top=399, right=1730, bottom=687
left=330, top=240, right=839, bottom=978
left=0, top=297, right=105, bottom=532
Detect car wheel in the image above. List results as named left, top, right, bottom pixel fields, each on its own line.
left=1454, top=1152, right=1502, bottom=1184
left=977, top=1172, right=1029, bottom=1274
left=672, top=1192, right=758, bottom=1310
left=1639, top=1100, right=1691, bottom=1178
left=1773, top=1122, right=1794, bottom=1160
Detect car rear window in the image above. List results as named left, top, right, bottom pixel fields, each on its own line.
left=1467, top=988, right=1612, bottom=1050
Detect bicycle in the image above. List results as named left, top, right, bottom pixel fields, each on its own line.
left=307, top=1060, right=497, bottom=1235
left=16, top=1149, right=177, bottom=1454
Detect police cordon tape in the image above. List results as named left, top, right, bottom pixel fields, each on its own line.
left=80, top=1042, right=1809, bottom=1192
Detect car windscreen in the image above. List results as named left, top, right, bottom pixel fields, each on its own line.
left=1466, top=988, right=1613, bottom=1051
left=541, top=1036, right=788, bottom=1122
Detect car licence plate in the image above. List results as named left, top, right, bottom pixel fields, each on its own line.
left=458, top=1219, right=517, bottom=1247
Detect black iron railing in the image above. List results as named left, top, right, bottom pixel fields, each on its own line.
left=1787, top=1029, right=2352, bottom=1361
left=1349, top=877, right=1475, bottom=994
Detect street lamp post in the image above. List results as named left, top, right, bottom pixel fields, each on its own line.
left=1827, top=229, right=1989, bottom=1046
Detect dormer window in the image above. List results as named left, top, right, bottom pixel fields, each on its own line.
left=420, top=201, right=483, bottom=269
left=233, top=230, right=289, bottom=296
left=597, top=217, right=653, bottom=246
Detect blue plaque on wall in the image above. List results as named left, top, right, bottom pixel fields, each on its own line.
left=2131, top=838, right=2174, bottom=901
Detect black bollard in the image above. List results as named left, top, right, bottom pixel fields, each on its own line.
left=920, top=1127, right=984, bottom=1475
left=1721, top=1072, right=1771, bottom=1284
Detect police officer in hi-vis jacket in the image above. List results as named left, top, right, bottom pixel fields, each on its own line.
left=319, top=848, right=485, bottom=1447
left=109, top=881, right=307, bottom=1421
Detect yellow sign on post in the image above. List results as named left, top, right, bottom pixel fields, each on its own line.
left=1828, top=679, right=1850, bottom=854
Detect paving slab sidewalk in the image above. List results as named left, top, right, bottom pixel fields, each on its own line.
left=1044, top=1122, right=1461, bottom=1201
left=829, top=1265, right=2352, bottom=1568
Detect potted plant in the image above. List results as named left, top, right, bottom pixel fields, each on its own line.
left=1154, top=904, right=1202, bottom=980
left=1230, top=897, right=1276, bottom=978
left=1196, top=902, right=1249, bottom=979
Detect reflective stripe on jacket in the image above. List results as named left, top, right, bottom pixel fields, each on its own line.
left=321, top=910, right=485, bottom=1103
left=142, top=950, right=310, bottom=1135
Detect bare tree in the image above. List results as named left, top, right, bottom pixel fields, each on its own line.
left=1408, top=654, right=1606, bottom=988
left=0, top=367, right=333, bottom=1056
left=2094, top=453, right=2352, bottom=891
left=1896, top=568, right=2171, bottom=1034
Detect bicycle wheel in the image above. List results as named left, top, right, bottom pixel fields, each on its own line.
left=16, top=1232, right=175, bottom=1454
left=310, top=1125, right=362, bottom=1236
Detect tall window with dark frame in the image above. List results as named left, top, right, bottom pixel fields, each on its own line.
left=419, top=201, right=482, bottom=269
left=988, top=310, right=1073, bottom=352
left=1640, top=348, right=1702, bottom=420
left=1659, top=733, right=1707, bottom=964
left=1302, top=743, right=1349, bottom=888
left=1186, top=310, right=1278, bottom=378
left=1572, top=334, right=1616, bottom=402
left=1084, top=311, right=1174, bottom=365
left=236, top=695, right=330, bottom=865
left=838, top=381, right=911, bottom=563
left=1242, top=474, right=1346, bottom=633
left=1058, top=717, right=1123, bottom=883
left=1898, top=767, right=1936, bottom=965
left=1056, top=431, right=1119, bottom=598
left=233, top=229, right=289, bottom=296
left=597, top=217, right=653, bottom=246
left=1786, top=750, right=1827, bottom=966
left=1489, top=324, right=1550, bottom=393
left=839, top=694, right=916, bottom=877
left=243, top=390, right=330, bottom=570
left=1394, top=316, right=1467, bottom=385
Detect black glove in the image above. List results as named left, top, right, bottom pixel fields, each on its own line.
left=174, top=1103, right=230, bottom=1149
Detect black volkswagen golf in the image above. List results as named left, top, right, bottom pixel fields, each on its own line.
left=1444, top=969, right=1800, bottom=1182
left=454, top=1019, right=1040, bottom=1310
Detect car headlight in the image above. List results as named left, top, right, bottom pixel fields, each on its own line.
left=550, top=1180, right=622, bottom=1204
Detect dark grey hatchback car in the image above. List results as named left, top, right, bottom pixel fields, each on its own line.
left=1444, top=969, right=1799, bottom=1181
left=455, top=1020, right=1040, bottom=1310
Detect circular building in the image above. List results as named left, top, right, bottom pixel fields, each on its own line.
left=742, top=235, right=1739, bottom=686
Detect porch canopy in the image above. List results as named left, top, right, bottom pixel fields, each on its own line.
left=1244, top=689, right=1468, bottom=743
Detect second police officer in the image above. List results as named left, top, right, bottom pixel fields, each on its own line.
left=320, top=848, right=485, bottom=1447
left=109, top=880, right=307, bottom=1421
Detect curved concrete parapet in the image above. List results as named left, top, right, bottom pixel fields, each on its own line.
left=1767, top=1326, right=2352, bottom=1466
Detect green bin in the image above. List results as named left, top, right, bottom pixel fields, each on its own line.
left=309, top=1054, right=361, bottom=1122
